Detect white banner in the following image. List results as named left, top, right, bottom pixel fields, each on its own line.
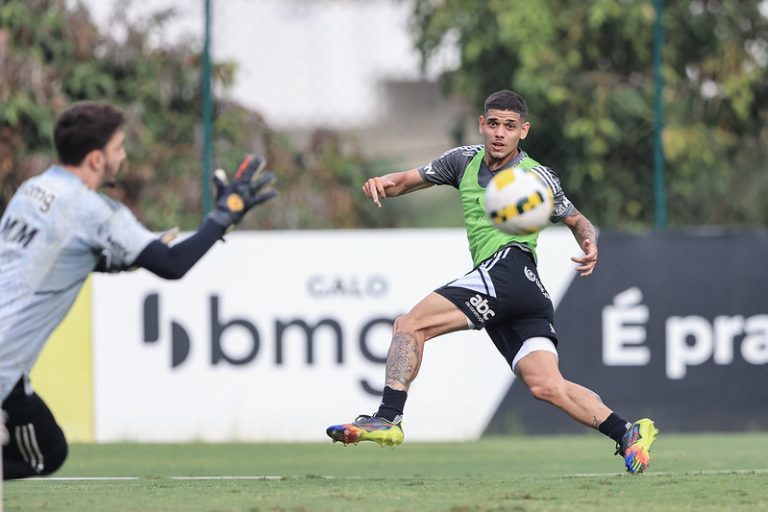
left=92, top=228, right=579, bottom=442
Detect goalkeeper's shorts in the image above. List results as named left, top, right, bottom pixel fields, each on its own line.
left=2, top=377, right=68, bottom=480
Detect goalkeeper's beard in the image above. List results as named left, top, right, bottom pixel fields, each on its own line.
left=101, top=160, right=123, bottom=188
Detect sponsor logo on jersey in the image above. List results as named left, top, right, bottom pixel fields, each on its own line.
left=555, top=200, right=571, bottom=217
left=22, top=183, right=56, bottom=213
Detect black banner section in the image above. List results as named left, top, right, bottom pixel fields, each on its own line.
left=485, top=230, right=768, bottom=434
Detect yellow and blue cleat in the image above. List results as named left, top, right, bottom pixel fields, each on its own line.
left=326, top=415, right=404, bottom=447
left=617, top=418, right=659, bottom=474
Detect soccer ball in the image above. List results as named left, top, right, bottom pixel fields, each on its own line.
left=485, top=167, right=554, bottom=235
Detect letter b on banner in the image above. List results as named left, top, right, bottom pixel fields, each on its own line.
left=211, top=296, right=260, bottom=365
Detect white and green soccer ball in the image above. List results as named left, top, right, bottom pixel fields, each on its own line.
left=485, top=167, right=554, bottom=235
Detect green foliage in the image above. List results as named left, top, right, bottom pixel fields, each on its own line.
left=6, top=1, right=765, bottom=230
left=410, top=0, right=768, bottom=228
left=0, top=0, right=391, bottom=230
left=237, top=126, right=400, bottom=230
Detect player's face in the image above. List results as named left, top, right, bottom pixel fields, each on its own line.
left=99, top=129, right=127, bottom=187
left=479, top=109, right=530, bottom=168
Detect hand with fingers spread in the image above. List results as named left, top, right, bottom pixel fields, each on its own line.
left=208, top=154, right=277, bottom=227
left=362, top=176, right=397, bottom=208
left=571, top=238, right=598, bottom=276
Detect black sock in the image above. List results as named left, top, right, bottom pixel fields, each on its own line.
left=375, top=386, right=407, bottom=422
left=598, top=412, right=631, bottom=444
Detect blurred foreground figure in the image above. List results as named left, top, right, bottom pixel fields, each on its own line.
left=0, top=102, right=276, bottom=479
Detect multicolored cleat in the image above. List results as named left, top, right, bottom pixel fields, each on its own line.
left=326, top=415, right=404, bottom=447
left=617, top=418, right=659, bottom=474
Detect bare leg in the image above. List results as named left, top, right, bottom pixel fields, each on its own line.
left=515, top=350, right=613, bottom=428
left=384, top=292, right=469, bottom=392
left=326, top=293, right=471, bottom=446
left=385, top=331, right=422, bottom=391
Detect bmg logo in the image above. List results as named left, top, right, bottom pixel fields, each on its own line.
left=143, top=293, right=191, bottom=368
left=142, top=292, right=396, bottom=395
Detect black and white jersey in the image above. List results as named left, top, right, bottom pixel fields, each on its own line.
left=417, top=145, right=575, bottom=222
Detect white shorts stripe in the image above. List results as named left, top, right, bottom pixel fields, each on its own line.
left=446, top=266, right=498, bottom=299
left=14, top=426, right=31, bottom=465
left=27, top=423, right=45, bottom=473
left=14, top=423, right=44, bottom=473
left=479, top=267, right=496, bottom=298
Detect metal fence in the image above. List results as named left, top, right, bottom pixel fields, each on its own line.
left=14, top=0, right=767, bottom=230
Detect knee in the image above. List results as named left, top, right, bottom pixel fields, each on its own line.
left=393, top=313, right=418, bottom=335
left=528, top=380, right=565, bottom=404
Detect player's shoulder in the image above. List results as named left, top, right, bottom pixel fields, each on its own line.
left=437, top=144, right=484, bottom=160
left=38, top=167, right=129, bottom=218
left=518, top=153, right=559, bottom=178
left=74, top=194, right=134, bottom=235
left=515, top=153, right=566, bottom=196
left=9, top=167, right=89, bottom=216
left=94, top=193, right=124, bottom=212
left=427, top=145, right=484, bottom=176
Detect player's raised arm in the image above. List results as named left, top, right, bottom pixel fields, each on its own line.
left=362, top=168, right=432, bottom=207
left=561, top=208, right=599, bottom=276
left=130, top=154, right=276, bottom=280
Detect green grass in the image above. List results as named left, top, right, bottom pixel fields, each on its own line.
left=5, top=433, right=768, bottom=511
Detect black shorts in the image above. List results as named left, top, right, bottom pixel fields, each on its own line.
left=435, top=244, right=558, bottom=369
left=2, top=377, right=68, bottom=480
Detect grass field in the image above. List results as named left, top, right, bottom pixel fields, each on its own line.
left=4, top=432, right=768, bottom=511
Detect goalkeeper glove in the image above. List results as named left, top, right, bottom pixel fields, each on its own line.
left=208, top=154, right=277, bottom=228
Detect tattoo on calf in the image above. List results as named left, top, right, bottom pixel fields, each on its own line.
left=386, top=331, right=420, bottom=388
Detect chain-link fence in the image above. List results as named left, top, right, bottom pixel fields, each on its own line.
left=69, top=0, right=474, bottom=229
left=4, top=0, right=768, bottom=230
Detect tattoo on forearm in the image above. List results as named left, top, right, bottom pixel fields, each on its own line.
left=574, top=217, right=596, bottom=247
left=592, top=416, right=601, bottom=429
left=385, top=331, right=420, bottom=388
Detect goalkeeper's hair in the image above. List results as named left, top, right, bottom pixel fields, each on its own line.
left=54, top=102, right=125, bottom=166
left=484, top=90, right=528, bottom=119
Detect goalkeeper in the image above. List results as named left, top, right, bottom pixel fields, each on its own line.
left=0, top=101, right=276, bottom=480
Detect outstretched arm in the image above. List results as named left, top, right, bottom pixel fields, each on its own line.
left=103, top=154, right=276, bottom=280
left=131, top=219, right=225, bottom=279
left=362, top=169, right=433, bottom=207
left=561, top=209, right=598, bottom=276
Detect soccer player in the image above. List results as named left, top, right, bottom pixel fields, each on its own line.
left=326, top=90, right=658, bottom=474
left=0, top=102, right=276, bottom=480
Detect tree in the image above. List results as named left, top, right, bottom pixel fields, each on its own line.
left=409, top=0, right=768, bottom=228
left=0, top=0, right=397, bottom=230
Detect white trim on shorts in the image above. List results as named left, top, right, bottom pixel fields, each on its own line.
left=512, top=336, right=558, bottom=371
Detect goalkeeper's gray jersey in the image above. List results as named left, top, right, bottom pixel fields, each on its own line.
left=0, top=166, right=156, bottom=400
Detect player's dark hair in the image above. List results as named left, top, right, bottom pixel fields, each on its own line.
left=53, top=102, right=125, bottom=165
left=484, top=90, right=528, bottom=119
